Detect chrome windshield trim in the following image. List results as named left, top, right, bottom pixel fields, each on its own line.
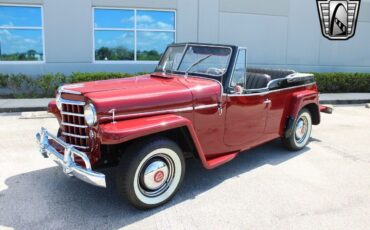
left=157, top=44, right=233, bottom=78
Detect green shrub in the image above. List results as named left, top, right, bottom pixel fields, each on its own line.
left=36, top=73, right=67, bottom=97
left=313, top=72, right=370, bottom=93
left=1, top=71, right=370, bottom=98
left=6, top=74, right=37, bottom=98
left=68, top=72, right=134, bottom=84
left=0, top=73, right=8, bottom=88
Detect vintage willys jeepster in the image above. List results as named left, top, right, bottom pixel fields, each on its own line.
left=36, top=43, right=330, bottom=209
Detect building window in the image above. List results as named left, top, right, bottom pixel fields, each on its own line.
left=0, top=5, right=44, bottom=62
left=94, top=8, right=176, bottom=62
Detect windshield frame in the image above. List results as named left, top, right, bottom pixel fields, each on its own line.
left=155, top=44, right=234, bottom=78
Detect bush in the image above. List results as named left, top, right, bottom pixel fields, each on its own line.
left=0, top=73, right=9, bottom=88
left=1, top=71, right=369, bottom=98
left=68, top=72, right=133, bottom=83
left=36, top=73, right=67, bottom=97
left=313, top=72, right=370, bottom=93
left=0, top=72, right=138, bottom=98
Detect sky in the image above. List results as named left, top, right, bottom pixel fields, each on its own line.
left=0, top=6, right=42, bottom=56
left=94, top=9, right=175, bottom=56
left=0, top=6, right=175, bottom=58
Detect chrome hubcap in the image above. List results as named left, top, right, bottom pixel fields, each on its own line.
left=142, top=160, right=169, bottom=190
left=295, top=116, right=308, bottom=143
left=138, top=154, right=175, bottom=197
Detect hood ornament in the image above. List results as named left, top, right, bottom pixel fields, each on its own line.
left=109, top=109, right=116, bottom=123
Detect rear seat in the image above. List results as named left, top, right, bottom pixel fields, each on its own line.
left=246, top=72, right=271, bottom=89
left=248, top=68, right=295, bottom=80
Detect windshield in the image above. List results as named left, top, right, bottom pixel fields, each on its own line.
left=156, top=45, right=232, bottom=76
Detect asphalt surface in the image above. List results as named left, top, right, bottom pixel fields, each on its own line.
left=0, top=105, right=370, bottom=230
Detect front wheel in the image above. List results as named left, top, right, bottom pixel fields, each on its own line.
left=282, top=108, right=312, bottom=151
left=116, top=137, right=185, bottom=210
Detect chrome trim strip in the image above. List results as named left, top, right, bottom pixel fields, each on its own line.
left=71, top=144, right=90, bottom=150
left=227, top=82, right=316, bottom=97
left=61, top=111, right=85, bottom=117
left=61, top=122, right=87, bottom=128
left=100, top=106, right=194, bottom=122
left=36, top=128, right=106, bottom=188
left=59, top=86, right=82, bottom=95
left=60, top=98, right=85, bottom=106
left=194, top=104, right=218, bottom=110
left=62, top=132, right=88, bottom=139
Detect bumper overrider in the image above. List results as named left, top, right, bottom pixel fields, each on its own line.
left=36, top=127, right=106, bottom=188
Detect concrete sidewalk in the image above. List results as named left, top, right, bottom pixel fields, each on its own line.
left=319, top=93, right=370, bottom=105
left=0, top=94, right=370, bottom=113
left=0, top=98, right=53, bottom=113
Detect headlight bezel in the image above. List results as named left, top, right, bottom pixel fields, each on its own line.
left=84, top=103, right=97, bottom=126
left=56, top=93, right=62, bottom=110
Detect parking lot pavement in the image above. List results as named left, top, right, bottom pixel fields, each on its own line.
left=0, top=105, right=370, bottom=230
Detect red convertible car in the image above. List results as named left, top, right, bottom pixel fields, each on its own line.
left=36, top=43, right=330, bottom=209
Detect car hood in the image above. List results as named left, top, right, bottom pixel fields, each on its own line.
left=62, top=74, right=194, bottom=118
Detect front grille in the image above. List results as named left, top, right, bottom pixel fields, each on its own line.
left=60, top=100, right=91, bottom=152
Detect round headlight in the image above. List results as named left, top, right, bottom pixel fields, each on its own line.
left=56, top=93, right=62, bottom=110
left=84, top=103, right=97, bottom=126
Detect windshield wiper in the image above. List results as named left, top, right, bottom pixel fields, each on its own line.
left=184, top=54, right=213, bottom=77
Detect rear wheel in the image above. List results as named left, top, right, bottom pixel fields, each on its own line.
left=282, top=108, right=312, bottom=151
left=116, top=137, right=185, bottom=209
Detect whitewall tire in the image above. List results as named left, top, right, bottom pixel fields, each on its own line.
left=116, top=137, right=185, bottom=209
left=282, top=108, right=312, bottom=151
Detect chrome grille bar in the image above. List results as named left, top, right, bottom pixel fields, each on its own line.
left=61, top=122, right=88, bottom=128
left=62, top=132, right=88, bottom=139
left=61, top=111, right=85, bottom=117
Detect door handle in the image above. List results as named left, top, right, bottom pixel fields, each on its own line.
left=263, top=99, right=271, bottom=104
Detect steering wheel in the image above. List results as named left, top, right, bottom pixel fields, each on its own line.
left=206, top=68, right=225, bottom=75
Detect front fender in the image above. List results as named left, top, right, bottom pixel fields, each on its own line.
left=99, top=114, right=193, bottom=145
left=99, top=114, right=234, bottom=169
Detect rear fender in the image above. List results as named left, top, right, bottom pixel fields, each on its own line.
left=283, top=90, right=320, bottom=137
left=99, top=114, right=232, bottom=169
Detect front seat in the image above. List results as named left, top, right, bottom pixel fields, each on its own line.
left=246, top=73, right=271, bottom=89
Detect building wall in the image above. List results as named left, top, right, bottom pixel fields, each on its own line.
left=0, top=0, right=369, bottom=75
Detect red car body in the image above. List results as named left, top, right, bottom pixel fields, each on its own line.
left=48, top=70, right=320, bottom=169
left=38, top=43, right=328, bottom=208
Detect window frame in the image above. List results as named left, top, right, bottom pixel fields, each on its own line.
left=228, top=47, right=248, bottom=93
left=92, top=7, right=176, bottom=64
left=0, top=4, right=45, bottom=64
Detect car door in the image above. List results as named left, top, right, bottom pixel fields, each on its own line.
left=224, top=48, right=269, bottom=147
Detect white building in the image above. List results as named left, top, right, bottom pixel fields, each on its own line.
left=0, top=0, right=369, bottom=75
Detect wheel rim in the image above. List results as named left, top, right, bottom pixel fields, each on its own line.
left=138, top=154, right=175, bottom=197
left=295, top=116, right=308, bottom=144
left=133, top=148, right=182, bottom=205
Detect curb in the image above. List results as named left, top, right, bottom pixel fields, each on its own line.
left=0, top=106, right=47, bottom=113
left=319, top=99, right=370, bottom=105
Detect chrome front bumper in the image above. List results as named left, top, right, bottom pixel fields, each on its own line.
left=36, top=127, right=106, bottom=188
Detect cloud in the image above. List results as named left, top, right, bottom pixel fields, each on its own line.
left=0, top=29, right=42, bottom=54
